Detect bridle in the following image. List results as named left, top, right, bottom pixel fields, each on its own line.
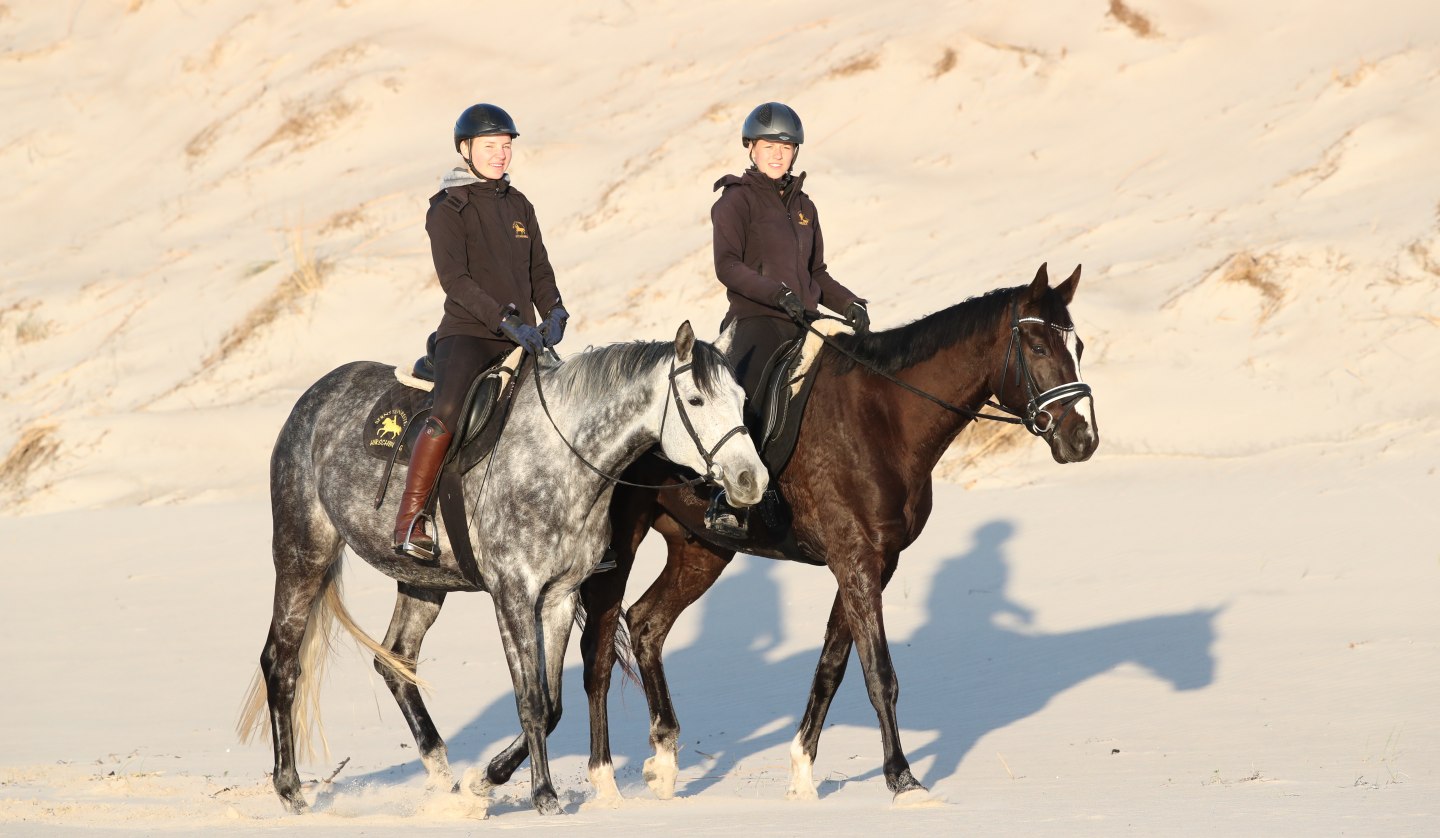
left=996, top=297, right=1094, bottom=435
left=800, top=295, right=1094, bottom=437
left=530, top=352, right=750, bottom=490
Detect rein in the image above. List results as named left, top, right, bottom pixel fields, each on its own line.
left=800, top=296, right=1092, bottom=436
left=527, top=352, right=749, bottom=490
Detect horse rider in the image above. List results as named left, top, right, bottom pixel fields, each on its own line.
left=393, top=103, right=568, bottom=560
left=706, top=101, right=872, bottom=533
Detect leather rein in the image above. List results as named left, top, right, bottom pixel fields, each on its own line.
left=802, top=296, right=1093, bottom=437
left=528, top=351, right=749, bottom=490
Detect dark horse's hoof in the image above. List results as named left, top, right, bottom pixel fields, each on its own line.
left=533, top=791, right=565, bottom=816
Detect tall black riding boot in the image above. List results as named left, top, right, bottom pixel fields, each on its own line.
left=392, top=417, right=452, bottom=560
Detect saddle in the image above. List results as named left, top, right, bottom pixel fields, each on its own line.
left=364, top=342, right=525, bottom=490
left=745, top=318, right=851, bottom=477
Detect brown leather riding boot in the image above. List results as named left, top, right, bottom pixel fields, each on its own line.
left=392, top=416, right=453, bottom=560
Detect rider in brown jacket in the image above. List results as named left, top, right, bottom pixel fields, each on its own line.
left=393, top=103, right=567, bottom=560
left=706, top=102, right=871, bottom=534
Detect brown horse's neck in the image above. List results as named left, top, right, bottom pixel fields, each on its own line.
left=819, top=289, right=1016, bottom=484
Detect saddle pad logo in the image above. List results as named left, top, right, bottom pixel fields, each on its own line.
left=512, top=221, right=529, bottom=238
left=796, top=211, right=810, bottom=226
left=371, top=409, right=408, bottom=448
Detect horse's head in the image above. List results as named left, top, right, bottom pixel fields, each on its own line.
left=991, top=263, right=1099, bottom=464
left=661, top=321, right=768, bottom=506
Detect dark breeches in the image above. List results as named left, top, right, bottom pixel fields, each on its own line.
left=728, top=315, right=802, bottom=423
left=431, top=334, right=511, bottom=430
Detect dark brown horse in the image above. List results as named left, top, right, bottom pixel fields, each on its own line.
left=475, top=263, right=1098, bottom=804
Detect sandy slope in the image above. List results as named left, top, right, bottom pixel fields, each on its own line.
left=2, top=0, right=1438, bottom=834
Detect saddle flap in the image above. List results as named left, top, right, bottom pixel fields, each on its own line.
left=752, top=319, right=851, bottom=477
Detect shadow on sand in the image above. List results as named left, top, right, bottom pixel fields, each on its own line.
left=345, top=519, right=1219, bottom=802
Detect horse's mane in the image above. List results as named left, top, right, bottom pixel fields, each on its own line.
left=828, top=284, right=1073, bottom=375
left=543, top=339, right=735, bottom=401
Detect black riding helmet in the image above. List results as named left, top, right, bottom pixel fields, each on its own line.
left=453, top=103, right=519, bottom=152
left=741, top=102, right=804, bottom=147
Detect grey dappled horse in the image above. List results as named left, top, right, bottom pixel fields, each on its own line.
left=238, top=322, right=766, bottom=816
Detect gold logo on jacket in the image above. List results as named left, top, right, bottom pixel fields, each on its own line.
left=512, top=221, right=529, bottom=238
left=796, top=211, right=811, bottom=226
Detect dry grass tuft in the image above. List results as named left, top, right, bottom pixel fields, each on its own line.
left=14, top=312, right=52, bottom=344
left=250, top=94, right=357, bottom=158
left=321, top=207, right=366, bottom=234
left=936, top=419, right=1029, bottom=482
left=1218, top=252, right=1285, bottom=322
left=1, top=423, right=59, bottom=495
left=1108, top=0, right=1160, bottom=38
left=828, top=52, right=880, bottom=79
left=310, top=42, right=372, bottom=72
left=932, top=47, right=958, bottom=78
left=200, top=228, right=330, bottom=370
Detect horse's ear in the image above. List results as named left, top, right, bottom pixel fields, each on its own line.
left=1028, top=262, right=1050, bottom=297
left=1056, top=264, right=1081, bottom=304
left=675, top=320, right=695, bottom=363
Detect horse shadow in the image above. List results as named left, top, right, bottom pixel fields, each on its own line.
left=345, top=519, right=1219, bottom=799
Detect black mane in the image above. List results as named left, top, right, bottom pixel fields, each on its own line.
left=828, top=284, right=1073, bottom=375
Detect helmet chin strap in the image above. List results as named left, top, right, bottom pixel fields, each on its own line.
left=461, top=139, right=487, bottom=181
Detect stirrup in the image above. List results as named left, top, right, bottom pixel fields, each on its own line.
left=591, top=546, right=618, bottom=575
left=394, top=514, right=439, bottom=561
left=704, top=491, right=748, bottom=539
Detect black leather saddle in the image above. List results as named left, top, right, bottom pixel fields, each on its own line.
left=748, top=334, right=823, bottom=477
left=366, top=337, right=523, bottom=510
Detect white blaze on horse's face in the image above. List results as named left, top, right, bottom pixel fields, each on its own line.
left=660, top=322, right=767, bottom=507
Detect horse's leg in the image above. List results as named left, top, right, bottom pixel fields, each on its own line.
left=260, top=514, right=343, bottom=814
left=377, top=583, right=453, bottom=792
left=581, top=486, right=657, bottom=801
left=630, top=512, right=734, bottom=800
left=829, top=551, right=926, bottom=798
left=486, top=588, right=565, bottom=815
left=787, top=592, right=854, bottom=800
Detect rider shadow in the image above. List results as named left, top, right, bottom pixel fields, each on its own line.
left=646, top=519, right=1220, bottom=797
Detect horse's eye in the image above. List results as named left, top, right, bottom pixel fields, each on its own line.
left=687, top=396, right=704, bottom=407
left=1030, top=343, right=1048, bottom=356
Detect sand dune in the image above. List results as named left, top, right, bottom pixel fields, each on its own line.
left=2, top=1, right=1437, bottom=833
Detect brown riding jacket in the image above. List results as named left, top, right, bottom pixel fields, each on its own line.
left=712, top=168, right=863, bottom=327
left=426, top=170, right=563, bottom=341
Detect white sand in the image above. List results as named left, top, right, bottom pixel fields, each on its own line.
left=2, top=1, right=1437, bottom=834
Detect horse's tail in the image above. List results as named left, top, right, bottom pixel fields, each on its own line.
left=572, top=599, right=640, bottom=687
left=235, top=559, right=428, bottom=760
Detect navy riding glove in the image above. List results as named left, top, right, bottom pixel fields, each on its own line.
left=844, top=300, right=870, bottom=335
left=499, top=313, right=546, bottom=354
left=540, top=305, right=569, bottom=348
left=775, top=287, right=808, bottom=322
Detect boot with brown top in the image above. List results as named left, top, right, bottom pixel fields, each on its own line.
left=392, top=416, right=453, bottom=560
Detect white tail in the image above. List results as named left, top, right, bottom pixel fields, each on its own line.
left=235, top=560, right=428, bottom=762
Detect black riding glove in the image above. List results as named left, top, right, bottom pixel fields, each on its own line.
left=774, top=287, right=808, bottom=322
left=540, top=305, right=569, bottom=348
left=499, top=312, right=546, bottom=354
left=844, top=300, right=870, bottom=335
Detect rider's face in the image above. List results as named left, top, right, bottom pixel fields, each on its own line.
left=750, top=140, right=795, bottom=179
left=466, top=135, right=513, bottom=180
